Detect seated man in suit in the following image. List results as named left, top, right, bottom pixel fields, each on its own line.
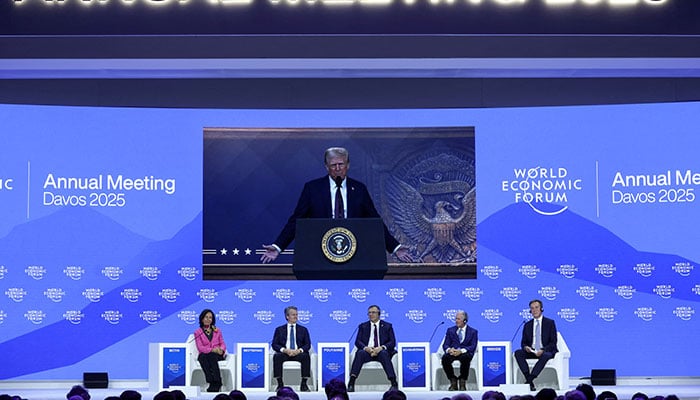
left=347, top=305, right=398, bottom=392
left=514, top=299, right=558, bottom=391
left=441, top=310, right=478, bottom=391
left=260, top=146, right=412, bottom=264
left=272, top=306, right=312, bottom=392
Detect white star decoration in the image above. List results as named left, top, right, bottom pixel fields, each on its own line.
left=220, top=248, right=227, bottom=255
left=245, top=248, right=252, bottom=255
left=233, top=248, right=240, bottom=255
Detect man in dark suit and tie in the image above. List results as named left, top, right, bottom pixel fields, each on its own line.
left=441, top=310, right=478, bottom=391
left=271, top=306, right=312, bottom=392
left=514, top=299, right=558, bottom=391
left=260, top=147, right=412, bottom=264
left=347, top=304, right=397, bottom=392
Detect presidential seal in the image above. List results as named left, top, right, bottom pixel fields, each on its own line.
left=321, top=227, right=357, bottom=263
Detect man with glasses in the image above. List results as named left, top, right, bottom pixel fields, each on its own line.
left=347, top=305, right=398, bottom=392
left=260, top=147, right=412, bottom=264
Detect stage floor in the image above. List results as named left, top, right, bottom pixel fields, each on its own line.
left=3, top=384, right=700, bottom=400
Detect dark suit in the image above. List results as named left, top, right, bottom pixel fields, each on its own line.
left=273, top=176, right=400, bottom=252
left=514, top=317, right=558, bottom=383
left=350, top=320, right=397, bottom=380
left=272, top=324, right=312, bottom=378
left=441, top=325, right=478, bottom=380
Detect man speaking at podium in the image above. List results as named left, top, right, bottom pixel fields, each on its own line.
left=260, top=147, right=412, bottom=263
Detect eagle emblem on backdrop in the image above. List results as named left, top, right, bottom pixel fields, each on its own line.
left=385, top=152, right=476, bottom=264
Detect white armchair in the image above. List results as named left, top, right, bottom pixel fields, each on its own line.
left=513, top=331, right=570, bottom=390
left=431, top=337, right=479, bottom=390
left=186, top=334, right=236, bottom=392
left=269, top=346, right=318, bottom=391
left=349, top=347, right=399, bottom=391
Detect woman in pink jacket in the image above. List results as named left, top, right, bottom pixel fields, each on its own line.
left=194, top=309, right=227, bottom=392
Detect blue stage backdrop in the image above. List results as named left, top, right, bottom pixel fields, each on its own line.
left=0, top=102, right=699, bottom=381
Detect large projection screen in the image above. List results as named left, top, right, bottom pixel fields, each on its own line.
left=0, top=102, right=699, bottom=380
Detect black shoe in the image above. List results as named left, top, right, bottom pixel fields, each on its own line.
left=300, top=382, right=310, bottom=392
left=529, top=382, right=536, bottom=392
left=347, top=383, right=355, bottom=392
left=458, top=379, right=466, bottom=391
left=390, top=379, right=398, bottom=390
left=448, top=378, right=458, bottom=391
left=207, top=383, right=221, bottom=392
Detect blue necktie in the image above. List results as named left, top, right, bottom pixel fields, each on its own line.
left=459, top=328, right=464, bottom=343
left=534, top=320, right=541, bottom=351
left=290, top=325, right=296, bottom=350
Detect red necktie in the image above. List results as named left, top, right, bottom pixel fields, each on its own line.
left=373, top=323, right=379, bottom=347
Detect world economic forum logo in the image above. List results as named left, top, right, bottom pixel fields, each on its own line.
left=634, top=263, right=655, bottom=278
left=273, top=288, right=294, bottom=303
left=634, top=307, right=656, bottom=322
left=102, top=310, right=123, bottom=324
left=197, top=288, right=219, bottom=302
left=673, top=306, right=695, bottom=321
left=0, top=265, right=7, bottom=279
left=481, top=265, right=501, bottom=280
left=44, top=288, right=66, bottom=302
left=693, top=285, right=700, bottom=296
left=24, top=310, right=46, bottom=324
left=576, top=286, right=598, bottom=300
left=178, top=310, right=198, bottom=324
left=487, top=361, right=503, bottom=373
left=348, top=288, right=370, bottom=302
left=159, top=288, right=181, bottom=303
left=64, top=310, right=85, bottom=325
left=140, top=310, right=161, bottom=325
left=557, top=264, right=577, bottom=279
left=615, top=285, right=636, bottom=299
left=311, top=288, right=332, bottom=302
left=481, top=308, right=503, bottom=323
left=329, top=310, right=351, bottom=324
left=424, top=287, right=446, bottom=302
left=25, top=265, right=47, bottom=280
left=653, top=284, right=675, bottom=299
left=121, top=288, right=143, bottom=303
left=82, top=288, right=104, bottom=302
left=6, top=287, right=27, bottom=302
left=462, top=287, right=483, bottom=301
left=672, top=262, right=694, bottom=277
left=557, top=308, right=578, bottom=322
left=501, top=166, right=583, bottom=216
left=519, top=265, right=539, bottom=279
left=443, top=309, right=460, bottom=320
left=595, top=263, right=616, bottom=278
left=101, top=266, right=123, bottom=281
left=297, top=309, right=313, bottom=324
left=500, top=286, right=521, bottom=301
left=178, top=266, right=199, bottom=281
left=235, top=288, right=256, bottom=303
left=405, top=309, right=428, bottom=323
left=0, top=310, right=6, bottom=324
left=64, top=265, right=85, bottom=280
left=386, top=288, right=408, bottom=302
left=253, top=310, right=275, bottom=324
left=218, top=310, right=238, bottom=325
left=140, top=266, right=162, bottom=281
left=596, top=307, right=618, bottom=322
left=538, top=286, right=559, bottom=301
